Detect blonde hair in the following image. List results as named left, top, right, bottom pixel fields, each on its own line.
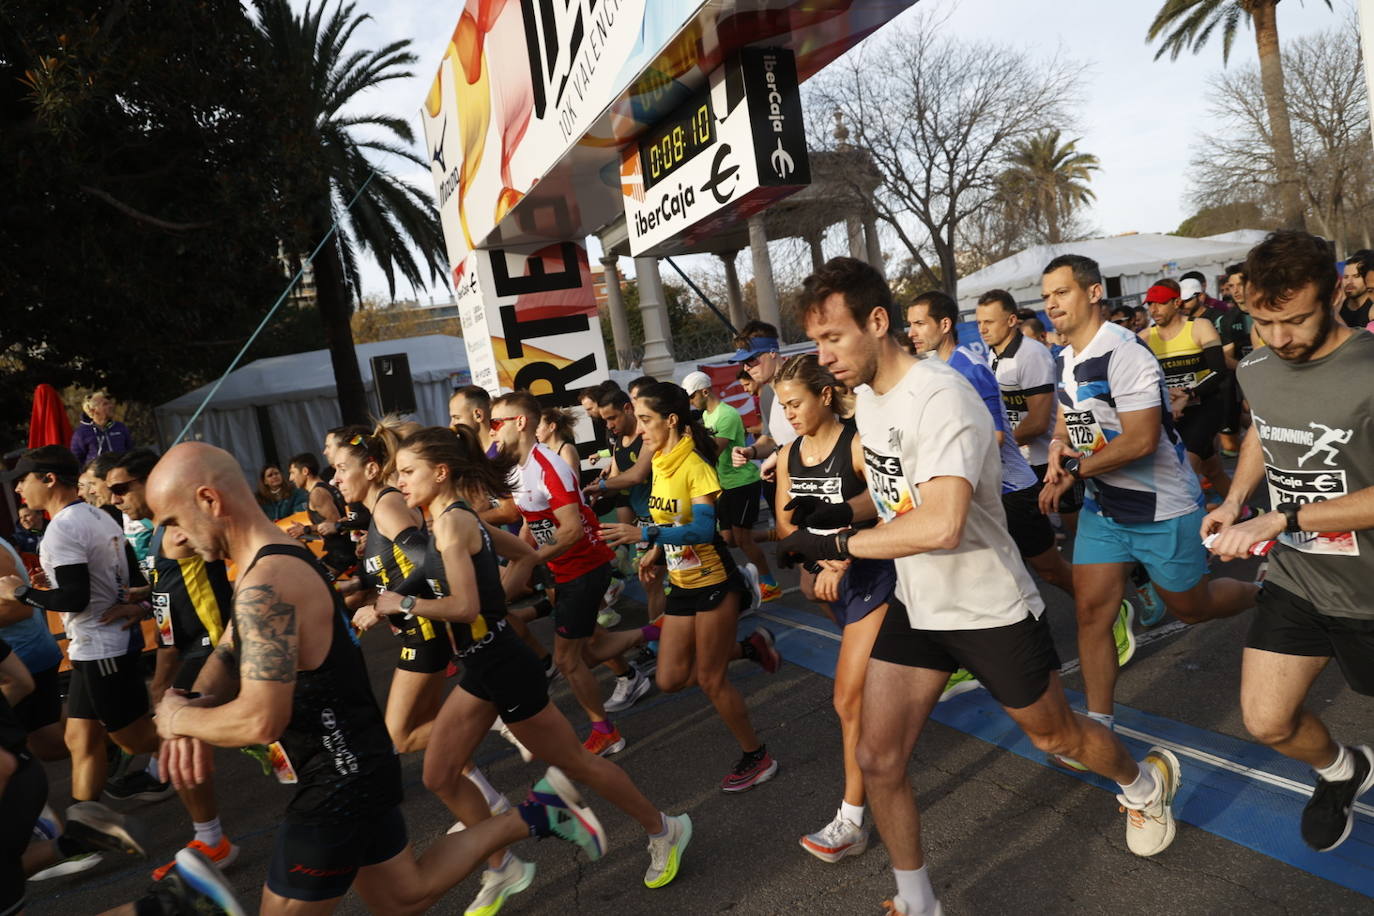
left=82, top=390, right=113, bottom=413
left=371, top=414, right=422, bottom=481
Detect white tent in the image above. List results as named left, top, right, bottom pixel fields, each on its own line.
left=956, top=231, right=1266, bottom=312
left=156, top=335, right=470, bottom=475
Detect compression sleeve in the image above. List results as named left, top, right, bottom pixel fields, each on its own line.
left=652, top=503, right=717, bottom=546
left=20, top=564, right=91, bottom=613
left=1191, top=345, right=1228, bottom=399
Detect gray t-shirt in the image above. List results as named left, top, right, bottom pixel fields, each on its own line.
left=1238, top=331, right=1374, bottom=619
left=855, top=358, right=1044, bottom=631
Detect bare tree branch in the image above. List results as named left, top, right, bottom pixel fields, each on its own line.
left=78, top=185, right=215, bottom=231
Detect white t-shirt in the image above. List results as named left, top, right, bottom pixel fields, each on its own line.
left=855, top=359, right=1044, bottom=631
left=763, top=384, right=799, bottom=450
left=40, top=501, right=135, bottom=662
left=989, top=332, right=1058, bottom=466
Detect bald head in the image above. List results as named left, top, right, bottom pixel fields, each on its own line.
left=147, top=442, right=266, bottom=562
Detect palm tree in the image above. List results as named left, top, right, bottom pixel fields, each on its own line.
left=253, top=0, right=447, bottom=424
left=1147, top=0, right=1330, bottom=231
left=999, top=129, right=1100, bottom=244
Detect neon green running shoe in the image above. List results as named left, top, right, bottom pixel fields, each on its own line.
left=1114, top=600, right=1137, bottom=667
left=644, top=813, right=692, bottom=888
left=939, top=668, right=982, bottom=703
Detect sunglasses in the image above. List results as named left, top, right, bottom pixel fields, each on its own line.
left=107, top=479, right=142, bottom=496
left=489, top=416, right=517, bottom=431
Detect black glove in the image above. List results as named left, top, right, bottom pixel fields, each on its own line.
left=784, top=496, right=854, bottom=530
left=776, top=528, right=850, bottom=568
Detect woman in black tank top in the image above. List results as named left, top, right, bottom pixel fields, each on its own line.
left=388, top=426, right=683, bottom=889
left=773, top=354, right=895, bottom=863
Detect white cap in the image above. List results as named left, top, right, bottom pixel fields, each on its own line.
left=1179, top=277, right=1204, bottom=299
left=680, top=371, right=713, bottom=395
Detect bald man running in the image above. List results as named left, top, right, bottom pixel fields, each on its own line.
left=145, top=443, right=607, bottom=914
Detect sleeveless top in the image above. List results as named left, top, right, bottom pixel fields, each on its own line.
left=361, top=488, right=444, bottom=647
left=785, top=422, right=873, bottom=533
left=1146, top=320, right=1212, bottom=389
left=420, top=502, right=508, bottom=656
left=236, top=543, right=401, bottom=824
left=309, top=481, right=354, bottom=561
left=613, top=433, right=652, bottom=519
left=145, top=526, right=231, bottom=657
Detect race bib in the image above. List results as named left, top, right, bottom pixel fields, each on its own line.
left=863, top=449, right=914, bottom=522
left=266, top=741, right=298, bottom=784
left=1065, top=409, right=1107, bottom=454
left=529, top=518, right=558, bottom=547
left=152, top=592, right=173, bottom=646
left=1265, top=466, right=1358, bottom=556
left=663, top=544, right=702, bottom=572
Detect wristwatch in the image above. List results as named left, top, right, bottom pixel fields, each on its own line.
left=1062, top=457, right=1083, bottom=480
left=642, top=525, right=661, bottom=545
left=399, top=594, right=418, bottom=615
left=1276, top=501, right=1303, bottom=533
left=11, top=584, right=32, bottom=605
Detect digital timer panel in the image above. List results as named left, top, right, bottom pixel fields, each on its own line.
left=638, top=93, right=715, bottom=190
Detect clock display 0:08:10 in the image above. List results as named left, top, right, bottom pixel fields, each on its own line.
left=639, top=98, right=714, bottom=190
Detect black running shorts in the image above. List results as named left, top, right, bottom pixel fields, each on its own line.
left=552, top=563, right=612, bottom=640
left=869, top=600, right=1061, bottom=709
left=67, top=652, right=150, bottom=732
left=172, top=652, right=212, bottom=693
left=1247, top=583, right=1374, bottom=696
left=12, top=663, right=62, bottom=733
left=394, top=631, right=453, bottom=674
left=1032, top=463, right=1083, bottom=514
left=717, top=480, right=762, bottom=530
left=457, top=621, right=550, bottom=724
left=1002, top=483, right=1056, bottom=559
left=267, top=805, right=409, bottom=902
left=1176, top=397, right=1224, bottom=461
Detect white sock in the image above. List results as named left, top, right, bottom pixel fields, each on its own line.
left=649, top=812, right=669, bottom=839
left=1316, top=745, right=1355, bottom=782
left=465, top=766, right=506, bottom=810
left=1086, top=711, right=1114, bottom=730
left=192, top=817, right=222, bottom=847
left=145, top=758, right=160, bottom=781
left=1119, top=761, right=1159, bottom=806
left=893, top=865, right=937, bottom=914
left=840, top=800, right=866, bottom=825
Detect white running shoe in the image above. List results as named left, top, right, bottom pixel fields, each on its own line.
left=491, top=718, right=534, bottom=763
left=1118, top=746, right=1182, bottom=856
left=604, top=666, right=652, bottom=713
left=739, top=562, right=762, bottom=616
left=464, top=854, right=535, bottom=916
left=799, top=808, right=870, bottom=863
left=447, top=795, right=513, bottom=834
left=602, top=575, right=626, bottom=610
left=30, top=852, right=103, bottom=881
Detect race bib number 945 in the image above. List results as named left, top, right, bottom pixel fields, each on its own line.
left=863, top=448, right=914, bottom=522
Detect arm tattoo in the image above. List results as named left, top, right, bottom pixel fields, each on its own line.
left=235, top=584, right=298, bottom=683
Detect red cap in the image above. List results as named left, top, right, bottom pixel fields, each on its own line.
left=1144, top=284, right=1178, bottom=304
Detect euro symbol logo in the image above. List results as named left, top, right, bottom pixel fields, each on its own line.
left=432, top=117, right=447, bottom=173
left=701, top=144, right=739, bottom=205
left=770, top=138, right=795, bottom=179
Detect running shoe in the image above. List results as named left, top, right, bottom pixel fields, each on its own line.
left=604, top=666, right=652, bottom=713
left=153, top=846, right=248, bottom=916
left=1301, top=745, right=1374, bottom=852
left=744, top=626, right=781, bottom=673
left=65, top=801, right=150, bottom=858
left=542, top=655, right=561, bottom=684
left=29, top=852, right=103, bottom=881
left=721, top=747, right=778, bottom=793
left=31, top=804, right=59, bottom=841
left=632, top=645, right=658, bottom=676
left=1117, top=746, right=1181, bottom=856
left=1048, top=753, right=1089, bottom=773
left=602, top=575, right=626, bottom=610
left=465, top=854, right=535, bottom=915
left=800, top=808, right=870, bottom=863
left=739, top=562, right=762, bottom=616
left=1133, top=579, right=1165, bottom=628
left=152, top=836, right=239, bottom=881
left=597, top=607, right=622, bottom=628
left=645, top=813, right=693, bottom=888
left=1113, top=600, right=1137, bottom=668
left=759, top=582, right=784, bottom=603
left=447, top=795, right=513, bottom=834
left=939, top=669, right=981, bottom=702
left=583, top=724, right=627, bottom=757
left=881, top=899, right=944, bottom=915
left=527, top=766, right=607, bottom=861
left=104, top=769, right=175, bottom=802
left=493, top=718, right=534, bottom=763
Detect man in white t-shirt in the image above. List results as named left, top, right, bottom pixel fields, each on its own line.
left=777, top=257, right=1182, bottom=916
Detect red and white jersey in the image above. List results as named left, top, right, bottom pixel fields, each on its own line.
left=514, top=443, right=613, bottom=583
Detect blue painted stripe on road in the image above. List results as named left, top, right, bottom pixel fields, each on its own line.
left=756, top=602, right=1374, bottom=898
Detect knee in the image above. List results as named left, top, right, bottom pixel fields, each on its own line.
left=833, top=683, right=862, bottom=725
left=422, top=757, right=463, bottom=797
left=856, top=735, right=905, bottom=785
left=555, top=652, right=583, bottom=676
left=1024, top=722, right=1076, bottom=758
left=392, top=731, right=425, bottom=755
left=656, top=669, right=687, bottom=694
left=695, top=666, right=727, bottom=697
left=1242, top=706, right=1299, bottom=748
left=1163, top=596, right=1206, bottom=625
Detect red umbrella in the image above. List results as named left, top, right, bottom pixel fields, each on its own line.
left=28, top=383, right=73, bottom=449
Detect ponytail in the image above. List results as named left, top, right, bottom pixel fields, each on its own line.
left=400, top=425, right=516, bottom=501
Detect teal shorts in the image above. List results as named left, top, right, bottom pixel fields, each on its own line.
left=1073, top=507, right=1208, bottom=593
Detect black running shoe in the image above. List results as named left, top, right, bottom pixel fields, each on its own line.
left=1301, top=745, right=1374, bottom=852
left=106, top=769, right=176, bottom=802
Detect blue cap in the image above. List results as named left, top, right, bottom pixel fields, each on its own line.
left=730, top=336, right=780, bottom=363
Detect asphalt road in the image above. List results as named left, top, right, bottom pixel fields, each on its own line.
left=24, top=543, right=1374, bottom=915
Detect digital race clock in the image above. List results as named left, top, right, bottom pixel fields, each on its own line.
left=638, top=92, right=714, bottom=190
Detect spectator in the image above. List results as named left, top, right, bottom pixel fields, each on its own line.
left=70, top=390, right=134, bottom=466
left=11, top=506, right=44, bottom=555
left=255, top=463, right=309, bottom=521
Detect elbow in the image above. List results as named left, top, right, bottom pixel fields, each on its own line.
left=933, top=519, right=965, bottom=552
left=249, top=708, right=291, bottom=745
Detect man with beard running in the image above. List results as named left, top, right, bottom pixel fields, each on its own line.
left=1205, top=230, right=1374, bottom=852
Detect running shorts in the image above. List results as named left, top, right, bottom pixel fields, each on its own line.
left=67, top=651, right=150, bottom=732
left=869, top=600, right=1061, bottom=709
left=1219, top=375, right=1244, bottom=436
left=0, top=750, right=46, bottom=915
left=267, top=805, right=409, bottom=902
left=395, top=630, right=453, bottom=674
left=827, top=558, right=897, bottom=628
left=1032, top=463, right=1083, bottom=514
left=1247, top=583, right=1374, bottom=696
left=457, top=621, right=550, bottom=724
left=1176, top=397, right=1224, bottom=461
left=1072, top=507, right=1208, bottom=593
left=172, top=652, right=212, bottom=692
left=553, top=563, right=612, bottom=640
left=1002, top=483, right=1056, bottom=559
left=12, top=663, right=62, bottom=733
left=717, top=480, right=762, bottom=530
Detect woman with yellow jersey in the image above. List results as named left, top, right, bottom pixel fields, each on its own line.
left=601, top=382, right=782, bottom=793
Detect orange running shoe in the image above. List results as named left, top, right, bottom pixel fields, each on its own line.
left=582, top=725, right=626, bottom=757
left=152, top=837, right=239, bottom=882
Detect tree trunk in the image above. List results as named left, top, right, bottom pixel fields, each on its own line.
left=1251, top=1, right=1306, bottom=230
left=312, top=232, right=369, bottom=425
left=1044, top=184, right=1062, bottom=245
left=938, top=230, right=959, bottom=299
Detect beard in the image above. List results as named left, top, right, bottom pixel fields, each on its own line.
left=1273, top=309, right=1335, bottom=363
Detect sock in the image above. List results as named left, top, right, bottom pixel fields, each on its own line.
left=1316, top=744, right=1355, bottom=782
left=893, top=865, right=937, bottom=914
left=516, top=799, right=549, bottom=838
left=494, top=850, right=513, bottom=871
left=840, top=800, right=866, bottom=826
left=192, top=817, right=222, bottom=847
left=649, top=812, right=669, bottom=839
left=466, top=766, right=507, bottom=810
left=145, top=757, right=160, bottom=781
left=1119, top=761, right=1159, bottom=806
left=760, top=573, right=777, bottom=587
left=592, top=720, right=614, bottom=735
left=641, top=623, right=661, bottom=642
left=1086, top=711, right=1114, bottom=730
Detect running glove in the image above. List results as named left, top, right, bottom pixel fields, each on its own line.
left=784, top=496, right=854, bottom=530
left=776, top=528, right=850, bottom=567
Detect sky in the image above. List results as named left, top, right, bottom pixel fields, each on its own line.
left=302, top=0, right=1343, bottom=300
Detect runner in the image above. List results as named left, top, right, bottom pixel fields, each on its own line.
left=1204, top=229, right=1374, bottom=852
left=599, top=382, right=782, bottom=793
left=772, top=353, right=892, bottom=862
left=144, top=441, right=608, bottom=914
left=285, top=452, right=354, bottom=576
left=450, top=386, right=522, bottom=528
left=0, top=536, right=66, bottom=763
left=1338, top=249, right=1373, bottom=328
left=1217, top=263, right=1255, bottom=457
left=1037, top=254, right=1257, bottom=737
left=780, top=256, right=1183, bottom=915
left=490, top=391, right=648, bottom=756
left=1141, top=281, right=1233, bottom=501
left=388, top=426, right=691, bottom=910
left=536, top=407, right=582, bottom=473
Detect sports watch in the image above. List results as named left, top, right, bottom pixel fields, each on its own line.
left=1062, top=457, right=1083, bottom=480
left=1276, top=502, right=1303, bottom=533
left=399, top=594, right=418, bottom=615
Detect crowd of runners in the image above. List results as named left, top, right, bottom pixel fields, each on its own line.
left=0, top=229, right=1370, bottom=915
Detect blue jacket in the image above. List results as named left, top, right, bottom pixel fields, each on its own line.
left=70, top=416, right=134, bottom=466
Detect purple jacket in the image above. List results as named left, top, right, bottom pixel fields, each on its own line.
left=70, top=416, right=134, bottom=466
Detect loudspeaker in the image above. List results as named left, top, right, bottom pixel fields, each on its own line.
left=371, top=353, right=416, bottom=416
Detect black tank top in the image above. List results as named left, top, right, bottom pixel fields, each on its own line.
left=421, top=502, right=508, bottom=654
left=361, top=489, right=443, bottom=645
left=786, top=422, right=872, bottom=529
left=145, top=526, right=232, bottom=656
left=613, top=433, right=642, bottom=474
left=309, top=482, right=353, bottom=559
left=236, top=543, right=401, bottom=824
